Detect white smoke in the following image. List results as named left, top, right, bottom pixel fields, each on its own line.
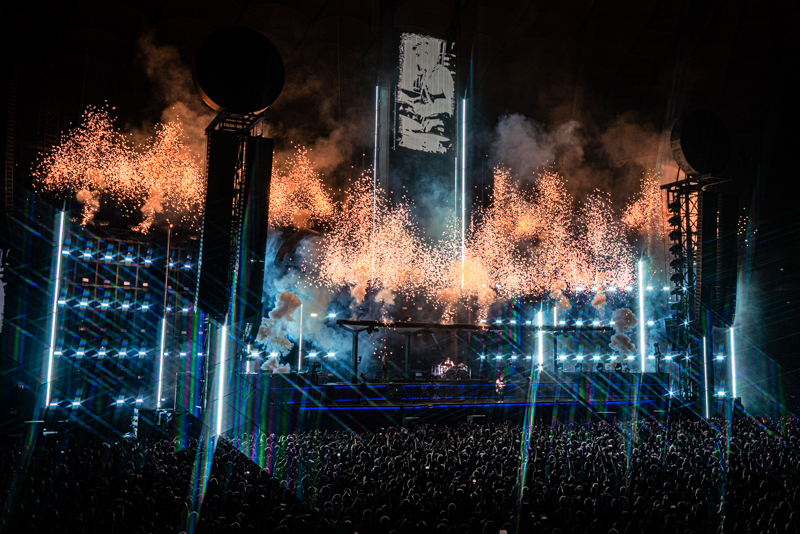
left=609, top=308, right=638, bottom=356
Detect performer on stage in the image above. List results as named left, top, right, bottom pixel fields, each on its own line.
left=444, top=357, right=454, bottom=367
left=495, top=374, right=505, bottom=402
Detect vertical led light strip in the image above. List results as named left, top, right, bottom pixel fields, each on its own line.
left=157, top=225, right=172, bottom=410
left=157, top=317, right=167, bottom=409
left=216, top=321, right=228, bottom=436
left=45, top=211, right=67, bottom=407
left=703, top=336, right=709, bottom=418
left=638, top=260, right=646, bottom=373
left=461, top=98, right=466, bottom=288
left=372, top=86, right=379, bottom=286
left=553, top=306, right=557, bottom=327
left=537, top=310, right=544, bottom=368
left=730, top=327, right=737, bottom=400
left=298, top=303, right=304, bottom=370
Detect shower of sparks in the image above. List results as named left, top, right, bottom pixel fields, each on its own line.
left=622, top=173, right=666, bottom=239
left=134, top=122, right=205, bottom=233
left=34, top=107, right=204, bottom=232
left=268, top=147, right=334, bottom=230
left=304, top=165, right=654, bottom=316
left=311, top=172, right=429, bottom=305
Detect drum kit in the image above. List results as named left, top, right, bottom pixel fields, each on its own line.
left=432, top=361, right=470, bottom=380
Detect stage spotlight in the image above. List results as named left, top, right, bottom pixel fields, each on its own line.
left=592, top=320, right=599, bottom=326
left=576, top=320, right=584, bottom=326
left=717, top=390, right=725, bottom=397
left=326, top=352, right=335, bottom=357
left=327, top=312, right=336, bottom=318
left=575, top=355, right=584, bottom=361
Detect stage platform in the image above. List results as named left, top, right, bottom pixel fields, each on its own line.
left=228, top=371, right=686, bottom=435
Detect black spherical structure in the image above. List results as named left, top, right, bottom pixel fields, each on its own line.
left=670, top=110, right=732, bottom=176
left=195, top=26, right=285, bottom=114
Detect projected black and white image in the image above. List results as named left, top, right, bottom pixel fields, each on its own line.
left=396, top=33, right=455, bottom=154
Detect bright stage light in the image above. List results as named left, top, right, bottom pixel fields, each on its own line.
left=592, top=355, right=601, bottom=361
left=717, top=390, right=725, bottom=397
left=558, top=355, right=567, bottom=361
left=327, top=312, right=336, bottom=318
left=270, top=352, right=278, bottom=357
left=638, top=260, right=646, bottom=373
left=495, top=354, right=503, bottom=360
left=310, top=313, right=318, bottom=317
left=495, top=319, right=502, bottom=324
left=45, top=211, right=67, bottom=407
left=72, top=401, right=80, bottom=407
left=608, top=286, right=617, bottom=292
left=309, top=352, right=318, bottom=358
left=537, top=310, right=544, bottom=367
left=509, top=319, right=516, bottom=324
left=662, top=286, right=670, bottom=291
left=135, top=398, right=143, bottom=403
left=100, top=302, right=109, bottom=308
left=716, top=355, right=724, bottom=361
left=646, top=285, right=653, bottom=291
left=574, top=286, right=583, bottom=292
left=98, top=350, right=106, bottom=356
left=576, top=320, right=583, bottom=326
left=479, top=355, right=486, bottom=360
left=626, top=355, right=636, bottom=360
left=76, top=350, right=85, bottom=356
left=157, top=318, right=167, bottom=409
left=646, top=320, right=655, bottom=326
left=558, top=320, right=566, bottom=326
left=703, top=337, right=709, bottom=419
left=668, top=390, right=674, bottom=397
left=730, top=327, right=737, bottom=399
left=115, top=399, right=124, bottom=405
left=327, top=352, right=335, bottom=358
left=79, top=301, right=88, bottom=307
left=510, top=355, right=517, bottom=360
left=665, top=354, right=674, bottom=360
left=625, top=286, right=633, bottom=292
left=592, top=320, right=599, bottom=326
left=525, top=320, right=532, bottom=325
left=217, top=322, right=228, bottom=436
left=575, top=355, right=584, bottom=361
left=647, top=354, right=655, bottom=359
left=609, top=355, right=618, bottom=360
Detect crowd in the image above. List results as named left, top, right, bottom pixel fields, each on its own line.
left=2, top=415, right=800, bottom=534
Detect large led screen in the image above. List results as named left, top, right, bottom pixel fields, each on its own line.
left=396, top=33, right=455, bottom=154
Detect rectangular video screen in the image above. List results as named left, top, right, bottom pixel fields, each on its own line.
left=396, top=33, right=456, bottom=155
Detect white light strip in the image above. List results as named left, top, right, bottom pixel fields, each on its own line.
left=703, top=336, right=709, bottom=418
left=45, top=211, right=66, bottom=407
left=461, top=98, right=466, bottom=289
left=537, top=310, right=544, bottom=367
left=638, top=260, right=646, bottom=373
left=157, top=317, right=167, bottom=409
left=372, top=85, right=379, bottom=286
left=553, top=306, right=557, bottom=327
left=216, top=321, right=228, bottom=436
left=730, top=327, right=737, bottom=400
left=298, top=303, right=303, bottom=370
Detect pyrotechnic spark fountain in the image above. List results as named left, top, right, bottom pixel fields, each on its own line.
left=34, top=107, right=205, bottom=233
left=268, top=146, right=333, bottom=229
left=307, top=164, right=660, bottom=318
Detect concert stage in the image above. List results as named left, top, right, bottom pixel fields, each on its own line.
left=228, top=371, right=683, bottom=436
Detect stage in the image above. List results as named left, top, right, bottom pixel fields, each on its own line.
left=221, top=371, right=694, bottom=436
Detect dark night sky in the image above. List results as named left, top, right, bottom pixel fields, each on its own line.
left=2, top=0, right=799, bottom=366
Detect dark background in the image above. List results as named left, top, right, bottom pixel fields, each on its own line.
left=1, top=0, right=798, bottom=372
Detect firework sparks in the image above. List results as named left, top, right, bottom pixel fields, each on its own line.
left=269, top=147, right=334, bottom=230
left=34, top=107, right=204, bottom=233
left=304, top=164, right=656, bottom=318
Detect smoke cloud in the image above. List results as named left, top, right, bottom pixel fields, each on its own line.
left=490, top=112, right=678, bottom=204
left=609, top=308, right=638, bottom=356
left=136, top=34, right=216, bottom=164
